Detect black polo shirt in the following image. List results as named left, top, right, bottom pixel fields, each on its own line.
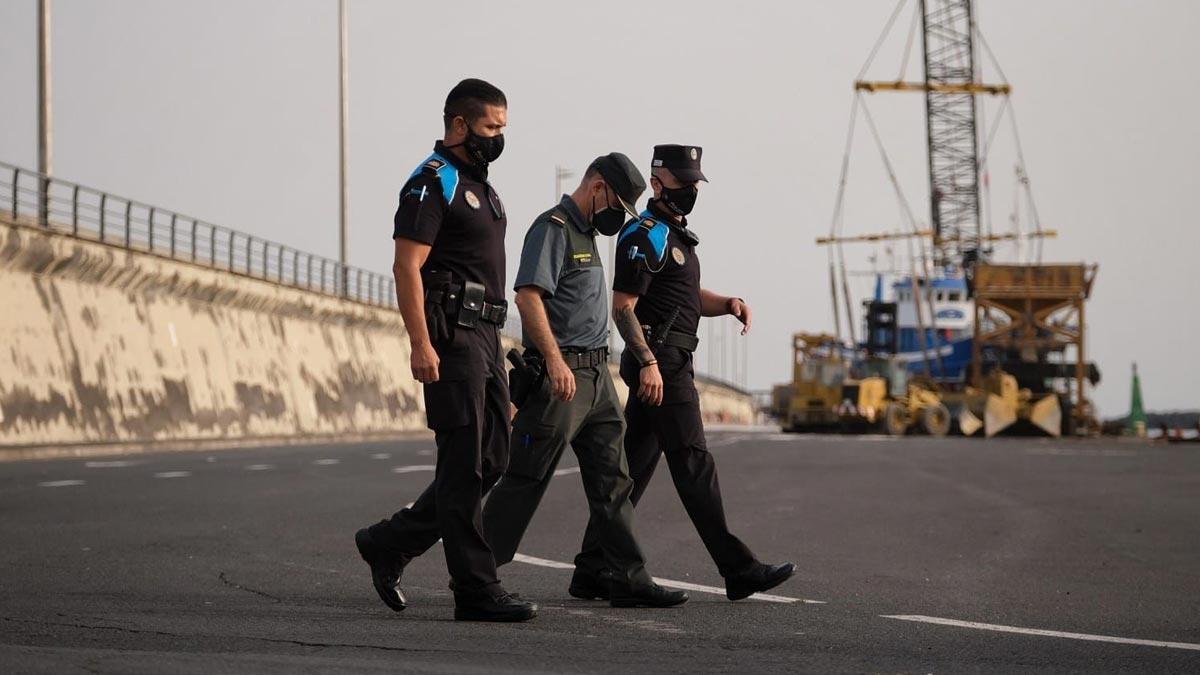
left=392, top=141, right=507, bottom=303
left=612, top=199, right=702, bottom=337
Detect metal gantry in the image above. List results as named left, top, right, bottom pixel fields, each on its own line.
left=921, top=0, right=983, bottom=267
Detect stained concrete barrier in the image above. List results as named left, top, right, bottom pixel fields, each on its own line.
left=0, top=214, right=754, bottom=451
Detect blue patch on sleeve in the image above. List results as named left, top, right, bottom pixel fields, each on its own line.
left=618, top=211, right=670, bottom=272
left=406, top=152, right=459, bottom=204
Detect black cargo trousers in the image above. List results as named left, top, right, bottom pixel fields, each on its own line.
left=366, top=323, right=510, bottom=595
left=576, top=345, right=758, bottom=578
left=482, top=359, right=653, bottom=589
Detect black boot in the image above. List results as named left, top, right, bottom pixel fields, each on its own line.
left=454, top=588, right=538, bottom=622
left=609, top=582, right=689, bottom=608
left=725, top=562, right=796, bottom=601
left=354, top=528, right=407, bottom=612
left=568, top=568, right=614, bottom=600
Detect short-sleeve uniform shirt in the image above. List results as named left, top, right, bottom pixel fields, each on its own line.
left=392, top=142, right=507, bottom=381
left=392, top=141, right=507, bottom=303
left=613, top=200, right=702, bottom=337
left=513, top=196, right=609, bottom=352
left=612, top=200, right=703, bottom=402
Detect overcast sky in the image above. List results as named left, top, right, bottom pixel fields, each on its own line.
left=2, top=0, right=1197, bottom=416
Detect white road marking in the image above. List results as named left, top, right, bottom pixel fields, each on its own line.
left=417, top=449, right=434, bottom=456
left=85, top=460, right=138, bottom=468
left=511, top=553, right=822, bottom=605
left=553, top=467, right=581, bottom=477
left=393, top=465, right=436, bottom=474
left=245, top=464, right=274, bottom=471
left=881, top=615, right=1200, bottom=652
left=154, top=471, right=191, bottom=479
left=39, top=480, right=85, bottom=487
left=369, top=453, right=392, bottom=460
left=313, top=459, right=340, bottom=466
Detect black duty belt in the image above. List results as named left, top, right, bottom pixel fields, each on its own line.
left=644, top=326, right=699, bottom=353
left=426, top=284, right=508, bottom=326
left=560, top=347, right=609, bottom=369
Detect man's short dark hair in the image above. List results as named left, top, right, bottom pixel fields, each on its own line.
left=443, top=78, right=507, bottom=131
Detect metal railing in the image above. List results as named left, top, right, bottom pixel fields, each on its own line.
left=1, top=161, right=398, bottom=310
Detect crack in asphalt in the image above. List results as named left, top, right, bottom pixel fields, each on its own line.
left=217, top=571, right=283, bottom=603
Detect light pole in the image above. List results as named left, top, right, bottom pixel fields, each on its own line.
left=337, top=0, right=349, bottom=296
left=554, top=164, right=573, bottom=202
left=37, top=0, right=52, bottom=226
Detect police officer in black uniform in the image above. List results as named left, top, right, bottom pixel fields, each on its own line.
left=573, top=144, right=796, bottom=601
left=481, top=153, right=688, bottom=609
left=354, top=79, right=536, bottom=622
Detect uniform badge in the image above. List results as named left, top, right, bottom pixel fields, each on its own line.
left=672, top=247, right=686, bottom=265
left=689, top=147, right=698, bottom=160
left=464, top=190, right=481, bottom=210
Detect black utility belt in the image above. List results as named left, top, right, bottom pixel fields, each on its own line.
left=426, top=281, right=508, bottom=328
left=644, top=327, right=700, bottom=353
left=559, top=347, right=609, bottom=369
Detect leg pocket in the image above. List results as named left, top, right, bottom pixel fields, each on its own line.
left=423, top=379, right=478, bottom=431
left=507, top=423, right=565, bottom=482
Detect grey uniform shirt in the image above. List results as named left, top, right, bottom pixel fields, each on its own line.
left=514, top=196, right=609, bottom=352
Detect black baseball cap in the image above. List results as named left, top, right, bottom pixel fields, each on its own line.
left=651, top=144, right=708, bottom=183
left=589, top=152, right=646, bottom=218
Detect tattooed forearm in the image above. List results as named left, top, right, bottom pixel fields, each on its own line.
left=614, top=304, right=655, bottom=366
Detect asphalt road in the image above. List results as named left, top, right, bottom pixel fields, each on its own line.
left=1, top=430, right=1197, bottom=674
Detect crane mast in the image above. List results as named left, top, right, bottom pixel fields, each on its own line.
left=921, top=0, right=983, bottom=268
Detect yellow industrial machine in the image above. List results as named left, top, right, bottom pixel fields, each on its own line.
left=878, top=378, right=951, bottom=437
left=781, top=333, right=951, bottom=437
left=958, top=370, right=1062, bottom=438
left=781, top=333, right=845, bottom=431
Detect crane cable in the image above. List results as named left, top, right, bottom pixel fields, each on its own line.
left=859, top=94, right=945, bottom=376
left=827, top=95, right=862, bottom=343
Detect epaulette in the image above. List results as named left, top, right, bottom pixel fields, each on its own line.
left=404, top=152, right=460, bottom=204
left=546, top=207, right=569, bottom=227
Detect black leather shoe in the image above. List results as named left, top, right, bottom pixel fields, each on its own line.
left=725, top=562, right=796, bottom=601
left=610, top=582, right=689, bottom=608
left=454, top=592, right=538, bottom=622
left=354, top=528, right=407, bottom=612
left=568, top=568, right=614, bottom=600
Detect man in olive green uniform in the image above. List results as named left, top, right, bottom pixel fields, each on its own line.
left=481, top=153, right=687, bottom=608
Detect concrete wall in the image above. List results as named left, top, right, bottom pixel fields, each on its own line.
left=0, top=216, right=755, bottom=449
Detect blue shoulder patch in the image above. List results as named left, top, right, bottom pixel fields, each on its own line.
left=618, top=210, right=670, bottom=271
left=406, top=152, right=459, bottom=204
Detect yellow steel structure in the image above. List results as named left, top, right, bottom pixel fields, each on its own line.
left=854, top=80, right=1011, bottom=96
left=815, top=230, right=1057, bottom=246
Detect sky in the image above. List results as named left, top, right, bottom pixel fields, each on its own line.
left=1, top=0, right=1197, bottom=417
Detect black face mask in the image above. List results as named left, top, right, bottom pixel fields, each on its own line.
left=659, top=183, right=698, bottom=216
left=446, top=119, right=505, bottom=166
left=591, top=187, right=627, bottom=236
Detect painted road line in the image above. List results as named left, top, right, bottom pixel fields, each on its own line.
left=553, top=467, right=581, bottom=477
left=393, top=465, right=437, bottom=474
left=39, top=480, right=85, bottom=487
left=245, top=464, right=274, bottom=471
left=881, top=615, right=1200, bottom=652
left=512, top=553, right=823, bottom=605
left=154, top=471, right=191, bottom=479
left=84, top=460, right=138, bottom=468
left=368, top=453, right=392, bottom=460
left=313, top=459, right=341, bottom=466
